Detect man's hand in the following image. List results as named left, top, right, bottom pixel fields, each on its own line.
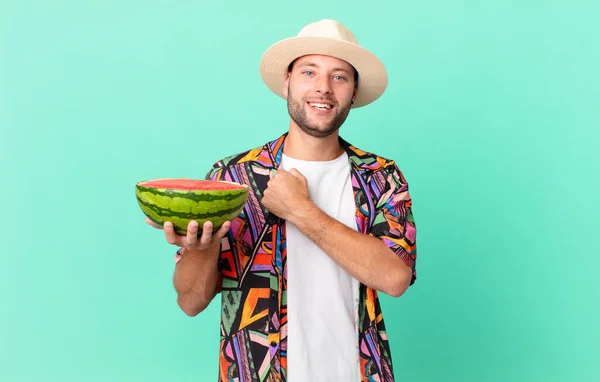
left=262, top=168, right=313, bottom=223
left=145, top=217, right=230, bottom=252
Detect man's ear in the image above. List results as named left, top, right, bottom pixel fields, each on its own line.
left=282, top=74, right=290, bottom=98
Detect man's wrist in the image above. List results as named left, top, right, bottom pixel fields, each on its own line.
left=289, top=200, right=322, bottom=227
left=182, top=244, right=220, bottom=263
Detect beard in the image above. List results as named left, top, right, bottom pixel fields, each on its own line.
left=286, top=84, right=352, bottom=138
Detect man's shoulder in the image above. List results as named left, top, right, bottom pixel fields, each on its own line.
left=344, top=141, right=400, bottom=175
left=206, top=136, right=279, bottom=174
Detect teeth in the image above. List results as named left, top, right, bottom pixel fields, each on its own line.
left=309, top=102, right=332, bottom=110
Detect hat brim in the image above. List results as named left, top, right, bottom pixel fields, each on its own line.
left=259, top=36, right=388, bottom=108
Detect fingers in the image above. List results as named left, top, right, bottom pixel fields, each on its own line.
left=288, top=168, right=306, bottom=182
left=268, top=168, right=289, bottom=187
left=145, top=217, right=161, bottom=229
left=268, top=170, right=278, bottom=187
left=270, top=168, right=288, bottom=182
left=198, top=221, right=213, bottom=248
left=271, top=168, right=286, bottom=178
left=276, top=167, right=305, bottom=181
left=163, top=221, right=179, bottom=245
left=214, top=220, right=231, bottom=240
left=184, top=220, right=199, bottom=249
left=163, top=220, right=197, bottom=249
left=160, top=220, right=231, bottom=250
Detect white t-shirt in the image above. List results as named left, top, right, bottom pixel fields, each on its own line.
left=281, top=151, right=360, bottom=382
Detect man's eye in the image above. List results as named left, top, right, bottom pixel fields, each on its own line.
left=303, top=71, right=313, bottom=76
left=334, top=75, right=346, bottom=81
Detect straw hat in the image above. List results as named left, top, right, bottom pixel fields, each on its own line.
left=259, top=19, right=388, bottom=108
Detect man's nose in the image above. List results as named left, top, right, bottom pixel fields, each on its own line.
left=315, top=76, right=332, bottom=94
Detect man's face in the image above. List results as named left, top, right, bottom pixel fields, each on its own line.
left=283, top=54, right=358, bottom=138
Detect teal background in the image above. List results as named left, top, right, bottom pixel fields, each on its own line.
left=2, top=0, right=598, bottom=381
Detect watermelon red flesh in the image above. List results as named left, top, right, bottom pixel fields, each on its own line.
left=135, top=178, right=249, bottom=235
left=139, top=178, right=246, bottom=191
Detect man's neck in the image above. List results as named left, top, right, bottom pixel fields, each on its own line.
left=283, top=125, right=345, bottom=161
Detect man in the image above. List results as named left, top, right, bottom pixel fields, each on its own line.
left=147, top=19, right=417, bottom=381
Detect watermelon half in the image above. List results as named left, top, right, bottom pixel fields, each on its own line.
left=135, top=178, right=249, bottom=235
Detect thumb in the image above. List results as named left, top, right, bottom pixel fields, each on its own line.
left=271, top=168, right=286, bottom=179
left=288, top=168, right=303, bottom=178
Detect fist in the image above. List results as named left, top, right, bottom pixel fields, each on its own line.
left=262, top=168, right=312, bottom=222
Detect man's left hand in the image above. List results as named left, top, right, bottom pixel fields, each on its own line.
left=262, top=168, right=313, bottom=222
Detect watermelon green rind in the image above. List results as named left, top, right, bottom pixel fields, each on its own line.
left=135, top=179, right=249, bottom=236
left=136, top=195, right=245, bottom=219
left=136, top=192, right=247, bottom=220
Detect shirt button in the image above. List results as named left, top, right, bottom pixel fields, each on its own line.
left=270, top=341, right=277, bottom=347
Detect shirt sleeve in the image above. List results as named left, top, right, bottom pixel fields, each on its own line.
left=370, top=161, right=417, bottom=285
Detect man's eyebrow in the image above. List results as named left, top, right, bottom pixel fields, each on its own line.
left=332, top=67, right=352, bottom=74
left=296, top=62, right=318, bottom=68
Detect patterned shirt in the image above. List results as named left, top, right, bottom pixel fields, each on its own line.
left=176, top=133, right=417, bottom=381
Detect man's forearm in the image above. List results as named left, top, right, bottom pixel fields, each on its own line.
left=173, top=246, right=221, bottom=316
left=290, top=202, right=413, bottom=297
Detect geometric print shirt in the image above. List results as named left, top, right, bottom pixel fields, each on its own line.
left=176, top=132, right=417, bottom=381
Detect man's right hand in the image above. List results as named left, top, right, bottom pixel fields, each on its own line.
left=145, top=217, right=231, bottom=252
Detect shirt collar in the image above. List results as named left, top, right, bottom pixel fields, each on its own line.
left=262, top=132, right=384, bottom=174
